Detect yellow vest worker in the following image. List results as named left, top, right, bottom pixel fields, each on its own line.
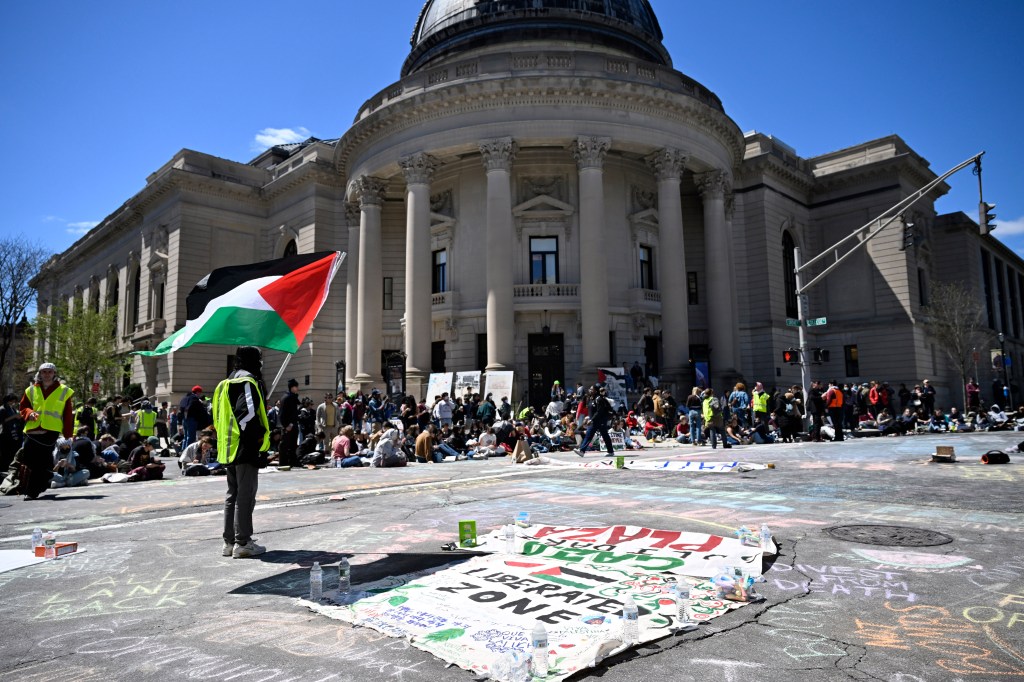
left=6, top=362, right=74, bottom=500
left=136, top=404, right=157, bottom=437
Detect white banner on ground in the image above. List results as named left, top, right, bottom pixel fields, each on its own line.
left=454, top=371, right=482, bottom=397
left=425, top=373, right=453, bottom=401
left=305, top=537, right=748, bottom=681
left=484, top=370, right=514, bottom=404
left=575, top=460, right=766, bottom=473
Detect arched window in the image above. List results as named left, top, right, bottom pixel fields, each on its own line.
left=128, top=264, right=141, bottom=332
left=782, top=231, right=798, bottom=319
left=283, top=240, right=298, bottom=257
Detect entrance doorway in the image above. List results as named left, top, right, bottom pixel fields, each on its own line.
left=528, top=333, right=564, bottom=410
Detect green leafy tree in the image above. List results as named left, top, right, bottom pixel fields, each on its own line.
left=34, top=304, right=123, bottom=397
left=922, top=280, right=990, bottom=409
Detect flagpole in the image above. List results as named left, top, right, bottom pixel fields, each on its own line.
left=268, top=351, right=294, bottom=398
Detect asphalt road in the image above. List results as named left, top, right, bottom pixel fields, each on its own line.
left=1, top=432, right=1023, bottom=682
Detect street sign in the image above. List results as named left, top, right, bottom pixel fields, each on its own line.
left=786, top=318, right=802, bottom=327
left=806, top=317, right=828, bottom=327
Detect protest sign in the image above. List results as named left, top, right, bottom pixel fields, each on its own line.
left=425, top=373, right=453, bottom=400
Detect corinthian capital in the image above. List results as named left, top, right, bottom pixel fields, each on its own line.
left=645, top=148, right=688, bottom=181
left=696, top=170, right=731, bottom=199
left=479, top=137, right=517, bottom=172
left=344, top=201, right=361, bottom=226
left=571, top=136, right=611, bottom=171
left=399, top=152, right=441, bottom=185
left=355, top=175, right=387, bottom=207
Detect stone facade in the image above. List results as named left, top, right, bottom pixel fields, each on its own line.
left=30, top=1, right=1023, bottom=410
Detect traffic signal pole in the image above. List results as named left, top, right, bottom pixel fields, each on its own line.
left=790, top=151, right=985, bottom=430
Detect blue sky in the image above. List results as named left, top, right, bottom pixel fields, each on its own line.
left=1, top=0, right=1022, bottom=258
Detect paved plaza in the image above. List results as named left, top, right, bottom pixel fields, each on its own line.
left=1, top=433, right=1022, bottom=682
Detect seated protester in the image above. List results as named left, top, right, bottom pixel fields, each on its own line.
left=972, top=411, right=991, bottom=431
left=642, top=415, right=665, bottom=441
left=544, top=399, right=563, bottom=421
left=434, top=424, right=464, bottom=460
left=400, top=426, right=419, bottom=460
left=723, top=416, right=744, bottom=446
left=517, top=405, right=536, bottom=422
left=492, top=419, right=517, bottom=452
left=367, top=421, right=385, bottom=451
left=674, top=415, right=690, bottom=444
left=947, top=407, right=971, bottom=432
left=72, top=427, right=105, bottom=479
left=117, top=431, right=144, bottom=461
left=856, top=412, right=879, bottom=430
left=897, top=408, right=919, bottom=434
left=51, top=438, right=90, bottom=489
left=876, top=409, right=902, bottom=436
left=265, top=428, right=284, bottom=463
left=179, top=436, right=214, bottom=474
left=473, top=427, right=499, bottom=458
left=745, top=420, right=777, bottom=444
left=127, top=437, right=166, bottom=481
left=352, top=431, right=372, bottom=457
left=988, top=405, right=1010, bottom=430
left=543, top=420, right=568, bottom=450
left=445, top=424, right=470, bottom=457
left=97, top=434, right=120, bottom=465
left=415, top=424, right=438, bottom=463
left=371, top=428, right=407, bottom=467
left=297, top=434, right=325, bottom=465
left=330, top=425, right=363, bottom=468
left=624, top=411, right=640, bottom=435
left=927, top=409, right=949, bottom=433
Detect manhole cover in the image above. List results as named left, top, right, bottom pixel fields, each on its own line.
left=824, top=525, right=953, bottom=547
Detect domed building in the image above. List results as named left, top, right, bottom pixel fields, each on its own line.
left=31, top=0, right=1020, bottom=410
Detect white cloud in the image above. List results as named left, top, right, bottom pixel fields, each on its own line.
left=994, top=215, right=1024, bottom=236
left=252, top=126, right=311, bottom=152
left=65, top=220, right=99, bottom=235
left=42, top=215, right=64, bottom=223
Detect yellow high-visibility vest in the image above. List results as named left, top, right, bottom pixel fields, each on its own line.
left=137, top=410, right=157, bottom=436
left=213, top=376, right=270, bottom=464
left=24, top=384, right=74, bottom=433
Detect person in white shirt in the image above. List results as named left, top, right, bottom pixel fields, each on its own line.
left=432, top=393, right=455, bottom=428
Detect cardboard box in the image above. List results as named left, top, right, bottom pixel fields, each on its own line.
left=34, top=542, right=78, bottom=558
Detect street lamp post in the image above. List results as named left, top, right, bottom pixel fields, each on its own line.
left=335, top=360, right=346, bottom=396
left=998, top=333, right=1012, bottom=410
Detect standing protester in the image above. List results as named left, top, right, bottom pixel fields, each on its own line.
left=316, top=392, right=340, bottom=451
left=135, top=401, right=158, bottom=439
left=966, top=377, right=981, bottom=411
left=74, top=397, right=98, bottom=441
left=685, top=387, right=704, bottom=446
left=824, top=379, right=845, bottom=442
left=156, top=401, right=170, bottom=442
left=3, top=363, right=74, bottom=499
left=180, top=386, right=205, bottom=450
left=921, top=379, right=936, bottom=416
left=278, top=379, right=300, bottom=467
left=575, top=386, right=615, bottom=457
left=751, top=382, right=770, bottom=428
left=214, top=346, right=270, bottom=559
left=701, top=388, right=727, bottom=450
left=0, top=393, right=24, bottom=475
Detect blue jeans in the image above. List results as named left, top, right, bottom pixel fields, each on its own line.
left=579, top=421, right=615, bottom=454
left=688, top=410, right=703, bottom=444
left=182, top=417, right=198, bottom=451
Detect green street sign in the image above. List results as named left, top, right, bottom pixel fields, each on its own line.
left=806, top=317, right=828, bottom=327
left=786, top=318, right=802, bottom=327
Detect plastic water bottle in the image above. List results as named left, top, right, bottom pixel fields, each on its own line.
left=760, top=523, right=773, bottom=551
left=43, top=531, right=56, bottom=560
left=31, top=527, right=42, bottom=551
left=671, top=582, right=691, bottom=624
left=505, top=524, right=517, bottom=555
left=338, top=557, right=351, bottom=595
left=531, top=621, right=549, bottom=677
left=309, top=562, right=323, bottom=601
left=621, top=595, right=639, bottom=644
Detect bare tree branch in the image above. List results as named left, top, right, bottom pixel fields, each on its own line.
left=0, top=237, right=49, bottom=381
left=921, top=280, right=990, bottom=409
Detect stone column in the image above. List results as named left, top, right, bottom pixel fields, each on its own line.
left=400, top=152, right=440, bottom=398
left=572, top=136, right=611, bottom=373
left=343, top=201, right=360, bottom=391
left=645, top=148, right=690, bottom=385
left=353, top=176, right=387, bottom=388
left=480, top=138, right=517, bottom=371
left=697, top=170, right=737, bottom=385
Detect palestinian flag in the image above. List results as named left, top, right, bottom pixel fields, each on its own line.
left=137, top=251, right=344, bottom=356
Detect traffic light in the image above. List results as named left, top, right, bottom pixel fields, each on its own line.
left=782, top=348, right=800, bottom=364
left=900, top=220, right=916, bottom=251
left=980, top=201, right=997, bottom=235
left=812, top=348, right=830, bottom=363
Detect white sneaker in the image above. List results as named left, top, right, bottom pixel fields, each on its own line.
left=232, top=540, right=267, bottom=559
left=222, top=541, right=234, bottom=557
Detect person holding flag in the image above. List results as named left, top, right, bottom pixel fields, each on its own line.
left=214, top=346, right=271, bottom=559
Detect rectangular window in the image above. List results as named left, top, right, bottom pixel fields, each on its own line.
left=432, top=249, right=447, bottom=294
left=530, top=237, right=558, bottom=284
left=981, top=250, right=994, bottom=328
left=477, top=333, right=487, bottom=369
left=153, top=281, right=164, bottom=319
left=917, top=268, right=927, bottom=308
left=844, top=344, right=859, bottom=378
left=639, top=245, right=655, bottom=290
left=687, top=272, right=699, bottom=305
left=383, top=277, right=393, bottom=310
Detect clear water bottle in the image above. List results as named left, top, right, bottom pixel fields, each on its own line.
left=531, top=621, right=549, bottom=677
left=309, top=561, right=323, bottom=601
left=31, top=527, right=42, bottom=551
left=338, top=557, right=351, bottom=595
left=43, top=531, right=56, bottom=560
left=671, top=582, right=691, bottom=624
left=760, top=523, right=773, bottom=551
left=621, top=595, right=639, bottom=644
left=505, top=524, right=517, bottom=555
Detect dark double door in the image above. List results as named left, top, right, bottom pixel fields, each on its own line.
left=528, top=333, right=564, bottom=410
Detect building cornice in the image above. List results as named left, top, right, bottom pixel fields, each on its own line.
left=335, top=74, right=744, bottom=179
